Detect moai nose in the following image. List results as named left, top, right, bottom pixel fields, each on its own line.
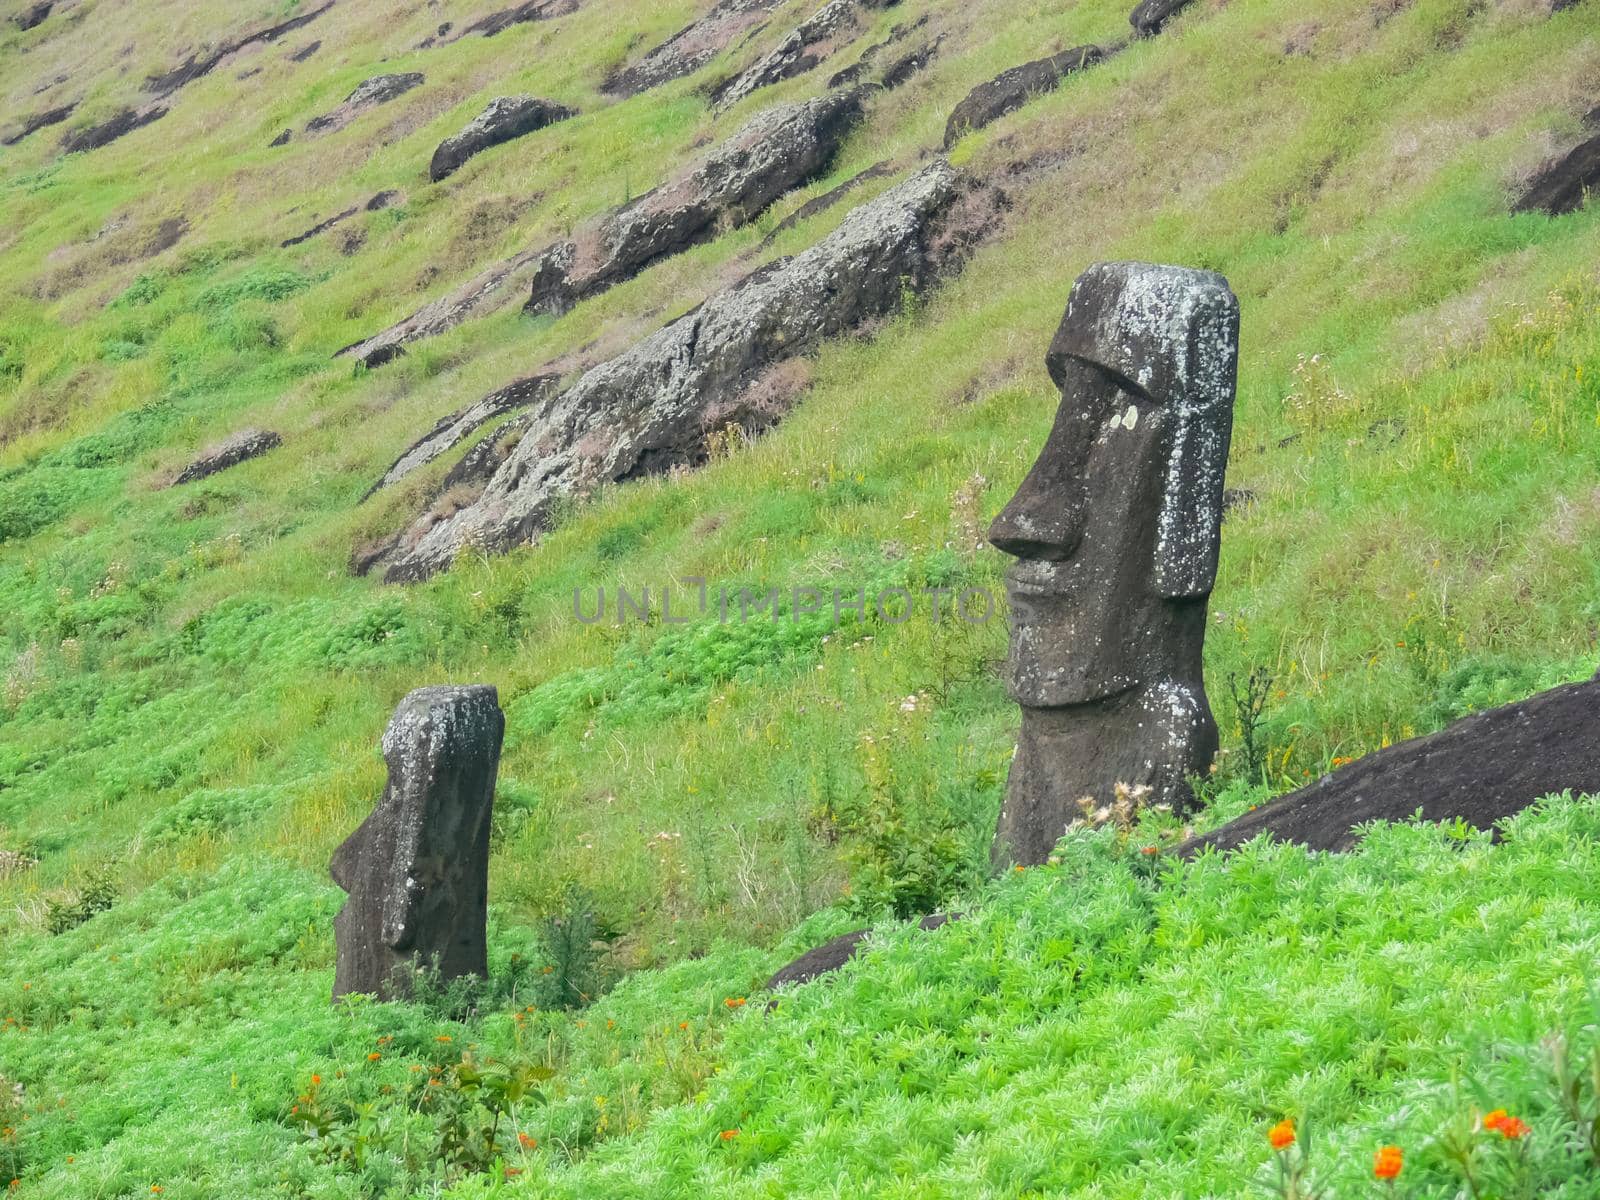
left=988, top=485, right=1081, bottom=560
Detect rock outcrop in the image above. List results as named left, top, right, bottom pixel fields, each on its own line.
left=330, top=686, right=504, bottom=1002
left=1176, top=679, right=1600, bottom=857
left=760, top=159, right=893, bottom=247
left=765, top=914, right=956, bottom=990
left=712, top=0, right=900, bottom=110
left=363, top=374, right=559, bottom=499
left=60, top=106, right=169, bottom=154
left=429, top=96, right=576, bottom=182
left=989, top=263, right=1240, bottom=868
left=305, top=73, right=425, bottom=137
left=459, top=0, right=580, bottom=39
left=1130, top=0, right=1194, bottom=36
left=172, top=429, right=282, bottom=485
left=1513, top=129, right=1600, bottom=216
left=144, top=1, right=334, bottom=96
left=14, top=2, right=52, bottom=30
left=524, top=89, right=866, bottom=317
left=602, top=0, right=784, bottom=97
left=944, top=46, right=1103, bottom=148
left=382, top=160, right=984, bottom=581
left=2, top=101, right=75, bottom=147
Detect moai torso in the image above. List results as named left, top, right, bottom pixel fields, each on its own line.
left=989, top=262, right=1239, bottom=867
left=330, top=686, right=504, bottom=1001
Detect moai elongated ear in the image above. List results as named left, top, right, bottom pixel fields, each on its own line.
left=1048, top=262, right=1239, bottom=598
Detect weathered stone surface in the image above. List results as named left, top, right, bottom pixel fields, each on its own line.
left=1130, top=0, right=1194, bottom=35
left=760, top=159, right=893, bottom=247
left=2, top=101, right=75, bottom=147
left=383, top=160, right=981, bottom=581
left=712, top=0, right=900, bottom=110
left=331, top=686, right=504, bottom=1001
left=269, top=127, right=292, bottom=147
left=145, top=1, right=334, bottom=96
left=878, top=36, right=942, bottom=90
left=765, top=913, right=956, bottom=990
left=291, top=40, right=322, bottom=62
left=525, top=89, right=866, bottom=317
left=1177, top=680, right=1600, bottom=857
left=14, top=2, right=51, bottom=30
left=602, top=0, right=783, bottom=97
left=430, top=96, right=576, bottom=182
left=1513, top=130, right=1600, bottom=216
left=367, top=190, right=403, bottom=211
left=989, top=262, right=1239, bottom=868
left=364, top=374, right=559, bottom=499
left=459, top=0, right=579, bottom=39
left=172, top=428, right=282, bottom=485
left=944, top=46, right=1103, bottom=148
left=335, top=245, right=549, bottom=368
left=282, top=205, right=359, bottom=249
left=60, top=106, right=168, bottom=154
left=306, top=73, right=426, bottom=136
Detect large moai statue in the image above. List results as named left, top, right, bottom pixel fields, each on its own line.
left=331, top=685, right=505, bottom=1001
left=989, top=262, right=1239, bottom=867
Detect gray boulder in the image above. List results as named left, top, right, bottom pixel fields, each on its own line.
left=331, top=686, right=504, bottom=1002
left=944, top=46, right=1103, bottom=148
left=306, top=73, right=425, bottom=136
left=603, top=0, right=784, bottom=97
left=383, top=160, right=984, bottom=581
left=712, top=0, right=900, bottom=110
left=172, top=428, right=282, bottom=485
left=525, top=88, right=866, bottom=317
left=429, top=95, right=576, bottom=182
left=1130, top=0, right=1194, bottom=36
left=1177, top=679, right=1600, bottom=857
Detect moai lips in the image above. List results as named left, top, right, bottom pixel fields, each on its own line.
left=990, top=262, right=1239, bottom=867
left=331, top=686, right=504, bottom=1001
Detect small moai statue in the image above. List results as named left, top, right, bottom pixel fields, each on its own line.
left=988, top=261, right=1239, bottom=867
left=331, top=685, right=505, bottom=1001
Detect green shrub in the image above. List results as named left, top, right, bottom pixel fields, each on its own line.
left=44, top=873, right=116, bottom=935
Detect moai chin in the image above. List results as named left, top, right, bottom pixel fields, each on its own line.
left=988, top=261, right=1239, bottom=867
left=331, top=685, right=504, bottom=1001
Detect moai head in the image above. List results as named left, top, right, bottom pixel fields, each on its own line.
left=330, top=685, right=504, bottom=1002
left=989, top=261, right=1239, bottom=709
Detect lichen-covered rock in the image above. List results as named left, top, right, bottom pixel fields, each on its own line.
left=383, top=160, right=982, bottom=581
left=525, top=88, right=866, bottom=317
left=1130, top=0, right=1194, bottom=36
left=172, top=429, right=282, bottom=485
left=1513, top=130, right=1600, bottom=216
left=363, top=374, right=559, bottom=498
left=988, top=263, right=1240, bottom=867
left=712, top=0, right=900, bottom=110
left=60, top=106, right=169, bottom=154
left=760, top=159, right=893, bottom=247
left=458, top=0, right=580, bottom=39
left=330, top=686, right=504, bottom=1001
left=305, top=73, right=425, bottom=136
left=602, top=0, right=783, bottom=97
left=429, top=95, right=577, bottom=182
left=1176, top=680, right=1600, bottom=857
left=943, top=46, right=1102, bottom=148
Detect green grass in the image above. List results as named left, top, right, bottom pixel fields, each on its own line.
left=3, top=0, right=1600, bottom=1194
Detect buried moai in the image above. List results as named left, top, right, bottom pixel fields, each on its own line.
left=989, top=262, right=1239, bottom=867
left=330, top=686, right=504, bottom=1001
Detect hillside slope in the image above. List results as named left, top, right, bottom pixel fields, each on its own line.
left=2, top=0, right=1600, bottom=1196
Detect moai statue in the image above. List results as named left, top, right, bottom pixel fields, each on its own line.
left=331, top=685, right=505, bottom=1001
left=988, top=261, right=1239, bottom=867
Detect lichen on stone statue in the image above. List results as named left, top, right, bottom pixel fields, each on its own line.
left=330, top=686, right=504, bottom=1001
left=989, top=261, right=1239, bottom=868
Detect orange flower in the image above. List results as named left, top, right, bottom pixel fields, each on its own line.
left=435, top=1035, right=452, bottom=1043
left=310, top=1074, right=321, bottom=1086
left=1140, top=846, right=1159, bottom=855
left=1483, top=1109, right=1507, bottom=1132
left=1373, top=1145, right=1403, bottom=1180
left=1269, top=1118, right=1296, bottom=1151
left=679, top=1022, right=689, bottom=1030
left=1499, top=1116, right=1530, bottom=1140
left=725, top=997, right=746, bottom=1009
left=518, top=1132, right=538, bottom=1149
left=504, top=1167, right=522, bottom=1177
left=719, top=1130, right=739, bottom=1141
left=367, top=1052, right=382, bottom=1062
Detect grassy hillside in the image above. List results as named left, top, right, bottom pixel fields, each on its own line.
left=2, top=0, right=1599, bottom=1195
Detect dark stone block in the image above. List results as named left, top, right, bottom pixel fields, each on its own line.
left=171, top=428, right=282, bottom=485
left=61, top=106, right=169, bottom=154
left=1177, top=680, right=1600, bottom=856
left=944, top=46, right=1102, bottom=148
left=764, top=914, right=956, bottom=990
left=331, top=686, right=504, bottom=1001
left=1513, top=131, right=1600, bottom=217
left=429, top=96, right=576, bottom=182
left=1130, top=0, right=1195, bottom=36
